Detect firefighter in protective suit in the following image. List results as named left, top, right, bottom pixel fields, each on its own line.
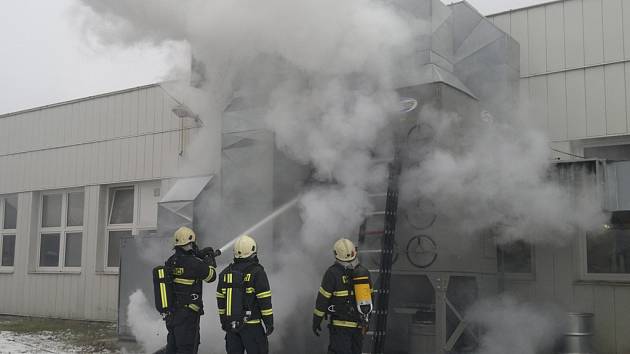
left=216, top=235, right=273, bottom=354
left=164, top=226, right=217, bottom=354
left=313, top=238, right=373, bottom=354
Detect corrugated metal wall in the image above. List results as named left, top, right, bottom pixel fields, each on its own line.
left=490, top=0, right=630, bottom=141
left=0, top=84, right=203, bottom=321
left=490, top=2, right=630, bottom=353
left=0, top=84, right=187, bottom=194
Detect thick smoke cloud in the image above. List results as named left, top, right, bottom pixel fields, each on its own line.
left=400, top=105, right=605, bottom=244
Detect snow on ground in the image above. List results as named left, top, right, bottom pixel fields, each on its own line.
left=0, top=330, right=114, bottom=354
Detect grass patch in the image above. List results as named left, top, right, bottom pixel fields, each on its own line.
left=0, top=315, right=120, bottom=352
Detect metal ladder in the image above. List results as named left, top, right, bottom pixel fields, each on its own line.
left=357, top=153, right=402, bottom=354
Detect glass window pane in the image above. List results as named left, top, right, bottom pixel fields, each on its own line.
left=587, top=229, right=630, bottom=274
left=42, top=194, right=62, bottom=228
left=1, top=234, right=15, bottom=267
left=107, top=230, right=131, bottom=268
left=3, top=197, right=17, bottom=230
left=497, top=241, right=532, bottom=273
left=39, top=233, right=60, bottom=267
left=64, top=232, right=82, bottom=267
left=67, top=192, right=84, bottom=227
left=109, top=189, right=134, bottom=224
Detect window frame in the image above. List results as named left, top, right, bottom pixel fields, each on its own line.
left=0, top=196, right=18, bottom=273
left=36, top=190, right=84, bottom=273
left=579, top=230, right=630, bottom=282
left=496, top=241, right=536, bottom=281
left=104, top=185, right=139, bottom=273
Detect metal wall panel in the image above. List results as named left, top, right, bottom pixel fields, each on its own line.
left=593, top=286, right=616, bottom=354
left=529, top=76, right=548, bottom=131
left=546, top=2, right=565, bottom=72
left=583, top=0, right=604, bottom=65
left=624, top=0, right=630, bottom=59
left=0, top=86, right=188, bottom=195
left=604, top=63, right=627, bottom=134
left=548, top=72, right=568, bottom=139
left=492, top=13, right=510, bottom=34
left=615, top=288, right=630, bottom=353
left=585, top=66, right=606, bottom=136
left=553, top=248, right=575, bottom=309
left=510, top=10, right=530, bottom=76
left=625, top=63, right=630, bottom=131
left=528, top=6, right=547, bottom=74
left=603, top=0, right=625, bottom=62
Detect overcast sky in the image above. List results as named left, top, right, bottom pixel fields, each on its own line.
left=0, top=0, right=549, bottom=115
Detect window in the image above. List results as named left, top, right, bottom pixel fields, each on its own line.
left=0, top=196, right=17, bottom=269
left=497, top=240, right=533, bottom=275
left=105, top=187, right=135, bottom=270
left=586, top=211, right=630, bottom=275
left=38, top=191, right=84, bottom=270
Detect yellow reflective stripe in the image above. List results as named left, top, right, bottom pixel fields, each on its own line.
left=173, top=278, right=195, bottom=285
left=218, top=309, right=226, bottom=315
left=256, top=290, right=272, bottom=299
left=227, top=287, right=232, bottom=316
left=187, top=304, right=200, bottom=312
left=332, top=320, right=359, bottom=328
left=261, top=308, right=273, bottom=316
left=333, top=290, right=350, bottom=297
left=319, top=287, right=332, bottom=299
left=246, top=287, right=255, bottom=294
left=204, top=267, right=215, bottom=282
left=314, top=309, right=325, bottom=317
left=216, top=291, right=225, bottom=299
left=245, top=319, right=261, bottom=324
left=353, top=276, right=369, bottom=281
left=159, top=283, right=168, bottom=308
left=158, top=268, right=165, bottom=279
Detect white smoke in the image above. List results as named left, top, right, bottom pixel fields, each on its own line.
left=467, top=296, right=564, bottom=354
left=127, top=290, right=167, bottom=353
left=401, top=105, right=605, bottom=244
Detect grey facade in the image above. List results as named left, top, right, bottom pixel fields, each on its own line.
left=0, top=84, right=208, bottom=321
left=489, top=1, right=630, bottom=353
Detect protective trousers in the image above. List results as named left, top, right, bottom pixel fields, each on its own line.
left=166, top=308, right=201, bottom=354
left=327, top=326, right=363, bottom=354
left=225, top=324, right=269, bottom=354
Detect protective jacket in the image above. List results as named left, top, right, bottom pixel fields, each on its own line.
left=165, top=247, right=217, bottom=314
left=314, top=263, right=372, bottom=329
left=216, top=256, right=274, bottom=331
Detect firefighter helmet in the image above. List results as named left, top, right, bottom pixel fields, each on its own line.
left=233, top=234, right=257, bottom=259
left=174, top=226, right=196, bottom=247
left=334, top=238, right=357, bottom=262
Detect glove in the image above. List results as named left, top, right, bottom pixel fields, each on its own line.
left=265, top=324, right=274, bottom=336
left=205, top=253, right=217, bottom=268
left=312, top=315, right=323, bottom=337
left=198, top=247, right=217, bottom=267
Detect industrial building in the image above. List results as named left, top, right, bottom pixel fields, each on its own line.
left=0, top=0, right=630, bottom=353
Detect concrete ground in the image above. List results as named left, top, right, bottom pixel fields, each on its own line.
left=0, top=315, right=142, bottom=353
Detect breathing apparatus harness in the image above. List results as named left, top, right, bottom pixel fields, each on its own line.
left=223, top=260, right=259, bottom=332
left=326, top=262, right=373, bottom=332
left=152, top=244, right=220, bottom=319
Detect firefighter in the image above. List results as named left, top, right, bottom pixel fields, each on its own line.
left=164, top=226, right=218, bottom=354
left=216, top=235, right=274, bottom=354
left=313, top=238, right=373, bottom=354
